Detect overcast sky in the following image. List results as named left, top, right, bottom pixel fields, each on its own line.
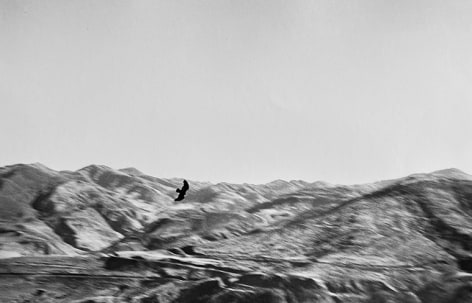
left=1, top=0, right=471, bottom=184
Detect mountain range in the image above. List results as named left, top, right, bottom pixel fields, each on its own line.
left=1, top=163, right=471, bottom=302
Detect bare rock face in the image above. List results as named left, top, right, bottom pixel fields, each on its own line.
left=0, top=164, right=78, bottom=256
left=53, top=208, right=124, bottom=251
left=1, top=163, right=472, bottom=302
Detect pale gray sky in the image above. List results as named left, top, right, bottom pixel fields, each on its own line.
left=1, top=0, right=471, bottom=184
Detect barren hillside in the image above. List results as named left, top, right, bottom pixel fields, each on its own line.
left=1, top=163, right=471, bottom=302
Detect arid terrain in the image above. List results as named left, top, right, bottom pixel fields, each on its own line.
left=0, top=163, right=471, bottom=302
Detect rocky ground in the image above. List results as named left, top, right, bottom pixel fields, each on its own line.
left=0, top=163, right=472, bottom=302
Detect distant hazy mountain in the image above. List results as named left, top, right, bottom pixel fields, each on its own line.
left=1, top=163, right=471, bottom=302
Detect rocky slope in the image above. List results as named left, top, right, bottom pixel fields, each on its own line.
left=0, top=163, right=471, bottom=302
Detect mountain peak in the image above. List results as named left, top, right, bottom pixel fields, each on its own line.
left=119, top=167, right=145, bottom=176
left=432, top=168, right=471, bottom=178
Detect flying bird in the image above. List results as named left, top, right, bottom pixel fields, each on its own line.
left=174, top=180, right=189, bottom=201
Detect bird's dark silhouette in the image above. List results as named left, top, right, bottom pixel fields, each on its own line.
left=174, top=180, right=189, bottom=201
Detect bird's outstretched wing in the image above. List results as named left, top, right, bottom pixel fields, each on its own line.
left=174, top=193, right=185, bottom=201
left=182, top=180, right=189, bottom=193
